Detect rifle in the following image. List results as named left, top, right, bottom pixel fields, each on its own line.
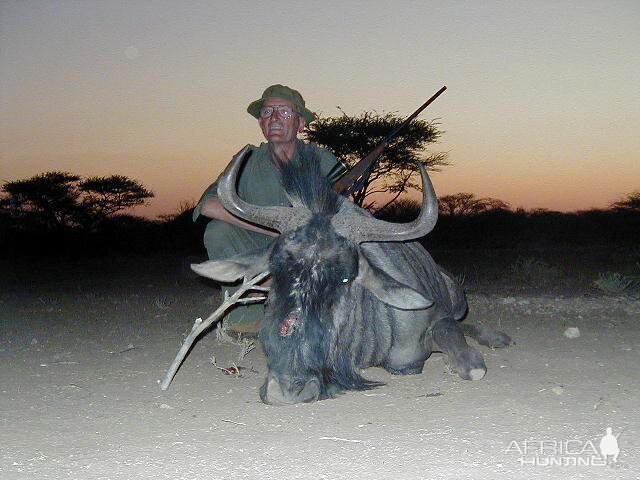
left=332, top=85, right=447, bottom=196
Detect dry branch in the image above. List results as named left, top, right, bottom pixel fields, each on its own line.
left=160, top=271, right=269, bottom=390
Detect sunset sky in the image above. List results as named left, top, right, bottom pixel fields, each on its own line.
left=2, top=0, right=639, bottom=218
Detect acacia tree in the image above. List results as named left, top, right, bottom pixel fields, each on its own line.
left=76, top=175, right=154, bottom=231
left=1, top=171, right=81, bottom=230
left=305, top=111, right=448, bottom=210
left=438, top=192, right=510, bottom=216
left=610, top=191, right=640, bottom=211
left=1, top=171, right=154, bottom=231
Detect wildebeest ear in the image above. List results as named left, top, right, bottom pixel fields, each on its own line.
left=356, top=253, right=433, bottom=310
left=191, top=246, right=270, bottom=282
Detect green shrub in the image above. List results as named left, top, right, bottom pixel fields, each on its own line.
left=592, top=272, right=640, bottom=297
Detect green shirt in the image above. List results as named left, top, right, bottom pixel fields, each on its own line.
left=195, top=139, right=341, bottom=260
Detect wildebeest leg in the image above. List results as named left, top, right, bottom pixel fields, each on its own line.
left=385, top=313, right=432, bottom=376
left=432, top=317, right=487, bottom=381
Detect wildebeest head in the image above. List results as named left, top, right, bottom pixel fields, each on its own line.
left=192, top=146, right=439, bottom=404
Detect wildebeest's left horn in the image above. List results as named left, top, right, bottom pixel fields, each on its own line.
left=217, top=145, right=309, bottom=232
left=332, top=162, right=438, bottom=242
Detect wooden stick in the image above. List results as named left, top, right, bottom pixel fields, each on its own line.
left=160, top=271, right=269, bottom=390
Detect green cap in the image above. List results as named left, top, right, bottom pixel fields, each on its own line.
left=247, top=84, right=317, bottom=124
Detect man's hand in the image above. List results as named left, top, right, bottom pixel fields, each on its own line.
left=200, top=197, right=279, bottom=237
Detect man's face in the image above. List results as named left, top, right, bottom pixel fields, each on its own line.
left=258, top=97, right=306, bottom=145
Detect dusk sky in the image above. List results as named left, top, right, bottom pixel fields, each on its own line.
left=2, top=0, right=639, bottom=218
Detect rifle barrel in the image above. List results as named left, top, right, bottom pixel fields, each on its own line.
left=333, top=85, right=447, bottom=194
left=383, top=85, right=447, bottom=144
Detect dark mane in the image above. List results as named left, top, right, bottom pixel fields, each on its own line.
left=280, top=153, right=341, bottom=215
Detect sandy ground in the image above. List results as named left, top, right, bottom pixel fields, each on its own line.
left=1, top=255, right=639, bottom=479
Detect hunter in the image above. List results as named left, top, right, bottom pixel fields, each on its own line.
left=193, top=84, right=344, bottom=334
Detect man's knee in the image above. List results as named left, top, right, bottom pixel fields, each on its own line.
left=204, top=220, right=268, bottom=260
left=204, top=221, right=240, bottom=258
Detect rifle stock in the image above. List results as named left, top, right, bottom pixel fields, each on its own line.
left=333, top=85, right=447, bottom=195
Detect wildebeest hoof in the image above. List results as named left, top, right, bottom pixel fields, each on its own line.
left=465, top=367, right=486, bottom=381
left=446, top=348, right=487, bottom=381
left=386, top=361, right=424, bottom=376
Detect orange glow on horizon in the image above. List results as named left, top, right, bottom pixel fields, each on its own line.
left=2, top=2, right=638, bottom=219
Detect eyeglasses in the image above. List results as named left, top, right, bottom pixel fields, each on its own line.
left=259, top=105, right=296, bottom=119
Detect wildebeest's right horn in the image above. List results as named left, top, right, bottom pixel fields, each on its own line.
left=216, top=145, right=309, bottom=232
left=332, top=162, right=438, bottom=242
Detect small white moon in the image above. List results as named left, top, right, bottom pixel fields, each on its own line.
left=124, top=46, right=139, bottom=59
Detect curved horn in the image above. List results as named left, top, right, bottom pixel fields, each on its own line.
left=216, top=145, right=309, bottom=232
left=332, top=162, right=438, bottom=242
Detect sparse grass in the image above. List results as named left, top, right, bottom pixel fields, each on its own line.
left=153, top=295, right=175, bottom=310
left=592, top=271, right=640, bottom=297
left=508, top=256, right=563, bottom=286
left=236, top=338, right=257, bottom=361
left=37, top=296, right=60, bottom=306
left=215, top=323, right=258, bottom=361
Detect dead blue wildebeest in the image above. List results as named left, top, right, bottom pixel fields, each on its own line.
left=189, top=147, right=511, bottom=404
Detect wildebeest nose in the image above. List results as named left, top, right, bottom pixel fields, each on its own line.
left=260, top=375, right=320, bottom=405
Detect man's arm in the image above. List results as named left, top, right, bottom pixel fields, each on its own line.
left=199, top=197, right=279, bottom=237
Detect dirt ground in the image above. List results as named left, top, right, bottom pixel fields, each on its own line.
left=1, top=254, right=638, bottom=479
